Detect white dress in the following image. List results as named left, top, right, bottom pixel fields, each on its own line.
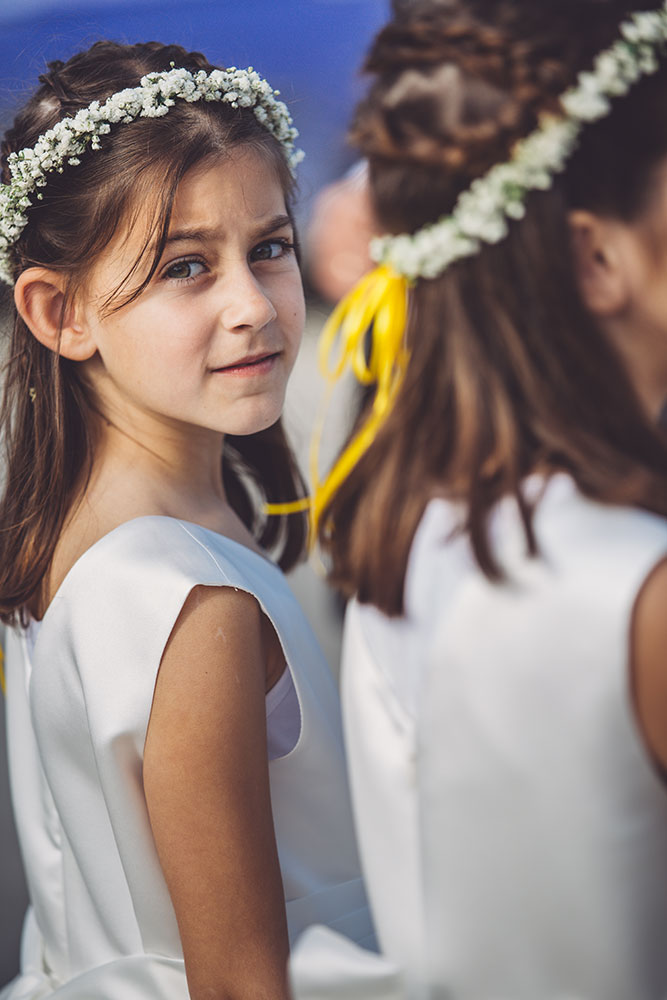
left=2, top=516, right=373, bottom=999
left=291, top=474, right=667, bottom=999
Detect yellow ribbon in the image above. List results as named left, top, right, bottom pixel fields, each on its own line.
left=265, top=265, right=410, bottom=539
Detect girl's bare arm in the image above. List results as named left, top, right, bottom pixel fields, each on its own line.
left=631, top=559, right=667, bottom=772
left=143, top=584, right=290, bottom=1000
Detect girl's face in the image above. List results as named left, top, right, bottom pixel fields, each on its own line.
left=78, top=146, right=305, bottom=440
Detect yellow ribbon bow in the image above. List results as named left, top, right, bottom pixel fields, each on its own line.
left=265, top=264, right=410, bottom=540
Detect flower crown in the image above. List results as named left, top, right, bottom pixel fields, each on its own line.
left=266, top=0, right=667, bottom=530
left=0, top=64, right=303, bottom=287
left=372, top=2, right=667, bottom=280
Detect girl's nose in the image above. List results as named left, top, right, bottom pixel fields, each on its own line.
left=220, top=266, right=277, bottom=333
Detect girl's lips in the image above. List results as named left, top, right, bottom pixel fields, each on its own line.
left=211, top=352, right=280, bottom=376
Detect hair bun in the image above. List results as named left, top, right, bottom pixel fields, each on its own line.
left=39, top=58, right=65, bottom=81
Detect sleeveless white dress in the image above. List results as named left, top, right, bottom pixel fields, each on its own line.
left=1, top=516, right=373, bottom=999
left=291, top=474, right=667, bottom=999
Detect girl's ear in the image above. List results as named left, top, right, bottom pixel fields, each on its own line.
left=568, top=210, right=633, bottom=318
left=14, top=267, right=97, bottom=361
left=568, top=209, right=638, bottom=319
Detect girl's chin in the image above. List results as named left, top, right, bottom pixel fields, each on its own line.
left=211, top=410, right=286, bottom=438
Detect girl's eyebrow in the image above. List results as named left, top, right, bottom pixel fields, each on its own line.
left=165, top=214, right=293, bottom=245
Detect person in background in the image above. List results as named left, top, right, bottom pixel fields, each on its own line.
left=292, top=2, right=667, bottom=997
left=307, top=161, right=374, bottom=302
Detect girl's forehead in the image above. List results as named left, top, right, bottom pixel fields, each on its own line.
left=170, top=148, right=289, bottom=232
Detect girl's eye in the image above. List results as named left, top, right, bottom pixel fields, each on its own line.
left=163, top=258, right=206, bottom=282
left=251, top=239, right=295, bottom=263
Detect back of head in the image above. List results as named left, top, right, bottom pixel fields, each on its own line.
left=323, top=0, right=667, bottom=614
left=0, top=41, right=306, bottom=624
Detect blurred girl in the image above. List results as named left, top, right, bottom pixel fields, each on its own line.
left=293, top=2, right=667, bottom=997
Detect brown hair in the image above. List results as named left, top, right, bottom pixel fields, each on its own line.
left=0, top=40, right=307, bottom=625
left=321, top=0, right=667, bottom=615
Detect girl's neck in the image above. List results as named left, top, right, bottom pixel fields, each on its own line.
left=79, top=360, right=230, bottom=506
left=99, top=422, right=226, bottom=511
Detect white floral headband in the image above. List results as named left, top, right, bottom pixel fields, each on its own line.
left=0, top=64, right=304, bottom=286
left=371, top=2, right=667, bottom=279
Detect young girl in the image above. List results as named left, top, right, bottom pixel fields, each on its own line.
left=0, top=40, right=372, bottom=1000
left=291, top=1, right=667, bottom=997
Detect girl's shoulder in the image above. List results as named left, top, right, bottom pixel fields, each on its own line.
left=50, top=515, right=281, bottom=611
left=37, top=515, right=299, bottom=666
left=414, top=473, right=667, bottom=586
left=411, top=473, right=667, bottom=666
left=28, top=515, right=324, bottom=732
left=349, top=473, right=667, bottom=714
left=518, top=473, right=667, bottom=588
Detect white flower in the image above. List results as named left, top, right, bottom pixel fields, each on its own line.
left=504, top=200, right=524, bottom=220
left=562, top=81, right=611, bottom=121
left=622, top=9, right=667, bottom=44
left=594, top=51, right=629, bottom=95
left=638, top=47, right=660, bottom=73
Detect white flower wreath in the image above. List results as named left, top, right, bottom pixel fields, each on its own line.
left=0, top=65, right=303, bottom=286
left=371, top=1, right=667, bottom=281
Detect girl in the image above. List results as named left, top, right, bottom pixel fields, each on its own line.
left=292, top=1, right=667, bottom=997
left=0, top=40, right=372, bottom=1000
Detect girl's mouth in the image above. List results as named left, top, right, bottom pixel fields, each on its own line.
left=212, top=352, right=280, bottom=376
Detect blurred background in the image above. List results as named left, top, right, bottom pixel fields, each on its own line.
left=0, top=0, right=389, bottom=984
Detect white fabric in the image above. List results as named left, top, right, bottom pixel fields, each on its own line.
left=290, top=925, right=404, bottom=1000
left=291, top=473, right=667, bottom=999
left=25, top=617, right=300, bottom=762
left=2, top=516, right=373, bottom=999
left=265, top=666, right=300, bottom=761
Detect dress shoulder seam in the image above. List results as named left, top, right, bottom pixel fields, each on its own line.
left=175, top=520, right=235, bottom=584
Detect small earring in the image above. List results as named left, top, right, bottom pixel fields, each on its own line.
left=28, top=386, right=36, bottom=403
